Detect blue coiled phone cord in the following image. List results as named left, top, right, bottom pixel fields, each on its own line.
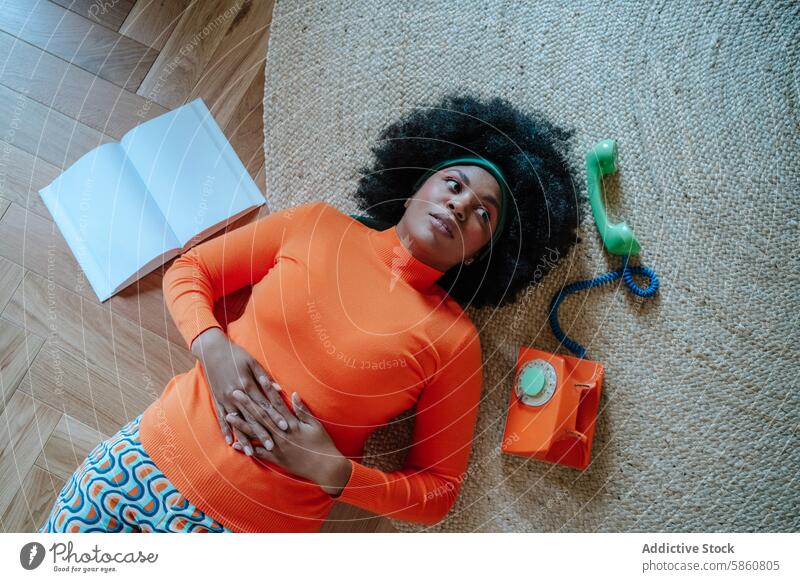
left=547, top=254, right=660, bottom=359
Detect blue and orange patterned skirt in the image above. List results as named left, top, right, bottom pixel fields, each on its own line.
left=39, top=414, right=233, bottom=533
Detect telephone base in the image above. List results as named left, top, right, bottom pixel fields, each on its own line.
left=501, top=347, right=604, bottom=471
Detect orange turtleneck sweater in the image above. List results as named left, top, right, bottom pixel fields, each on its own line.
left=139, top=201, right=484, bottom=532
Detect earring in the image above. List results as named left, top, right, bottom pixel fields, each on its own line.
left=464, top=257, right=475, bottom=266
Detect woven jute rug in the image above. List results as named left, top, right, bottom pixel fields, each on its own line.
left=261, top=0, right=799, bottom=532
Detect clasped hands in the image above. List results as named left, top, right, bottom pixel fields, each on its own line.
left=226, top=389, right=352, bottom=497
left=191, top=327, right=352, bottom=497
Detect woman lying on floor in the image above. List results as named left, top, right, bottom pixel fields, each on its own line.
left=41, top=92, right=580, bottom=532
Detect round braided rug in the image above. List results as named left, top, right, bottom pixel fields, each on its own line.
left=262, top=0, right=799, bottom=532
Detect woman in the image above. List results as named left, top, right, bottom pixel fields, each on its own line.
left=40, top=92, right=580, bottom=533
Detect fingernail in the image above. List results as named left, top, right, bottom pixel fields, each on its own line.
left=279, top=420, right=288, bottom=430
left=272, top=383, right=281, bottom=391
left=225, top=435, right=232, bottom=445
left=245, top=446, right=253, bottom=456
left=259, top=375, right=268, bottom=385
left=233, top=443, right=241, bottom=451
left=264, top=440, right=273, bottom=450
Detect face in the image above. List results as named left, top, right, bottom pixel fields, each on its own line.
left=395, top=165, right=503, bottom=272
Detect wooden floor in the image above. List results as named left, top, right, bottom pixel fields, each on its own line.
left=0, top=0, right=392, bottom=533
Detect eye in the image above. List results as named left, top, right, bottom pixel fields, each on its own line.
left=447, top=177, right=490, bottom=224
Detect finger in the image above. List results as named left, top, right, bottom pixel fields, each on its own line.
left=233, top=389, right=284, bottom=437
left=232, top=439, right=260, bottom=454
left=232, top=426, right=253, bottom=456
left=246, top=385, right=290, bottom=432
left=222, top=402, right=246, bottom=448
left=265, top=390, right=299, bottom=432
left=234, top=405, right=275, bottom=451
left=266, top=391, right=300, bottom=432
left=291, top=392, right=317, bottom=426
left=213, top=399, right=233, bottom=445
left=249, top=363, right=296, bottom=432
left=227, top=412, right=257, bottom=438
left=250, top=359, right=282, bottom=393
left=226, top=413, right=258, bottom=456
left=231, top=392, right=276, bottom=442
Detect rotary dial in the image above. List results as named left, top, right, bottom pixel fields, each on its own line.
left=515, top=358, right=558, bottom=407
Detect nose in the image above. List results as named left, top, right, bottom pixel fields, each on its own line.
left=446, top=194, right=470, bottom=221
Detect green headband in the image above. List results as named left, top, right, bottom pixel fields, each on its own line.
left=411, top=156, right=510, bottom=263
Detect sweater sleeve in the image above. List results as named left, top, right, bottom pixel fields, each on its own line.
left=163, top=202, right=319, bottom=350
left=334, top=325, right=484, bottom=525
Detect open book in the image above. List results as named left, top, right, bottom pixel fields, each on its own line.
left=39, top=98, right=265, bottom=302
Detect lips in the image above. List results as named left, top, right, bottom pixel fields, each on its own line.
left=429, top=212, right=455, bottom=238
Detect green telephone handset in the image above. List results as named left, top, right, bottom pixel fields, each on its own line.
left=586, top=139, right=641, bottom=256
left=547, top=138, right=659, bottom=359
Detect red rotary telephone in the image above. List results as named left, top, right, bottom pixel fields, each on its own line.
left=501, top=346, right=603, bottom=470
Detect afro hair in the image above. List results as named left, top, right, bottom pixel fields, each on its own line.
left=351, top=90, right=583, bottom=309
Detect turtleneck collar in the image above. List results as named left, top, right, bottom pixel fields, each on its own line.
left=368, top=225, right=446, bottom=292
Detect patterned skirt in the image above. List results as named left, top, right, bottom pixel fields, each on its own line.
left=39, top=414, right=233, bottom=533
